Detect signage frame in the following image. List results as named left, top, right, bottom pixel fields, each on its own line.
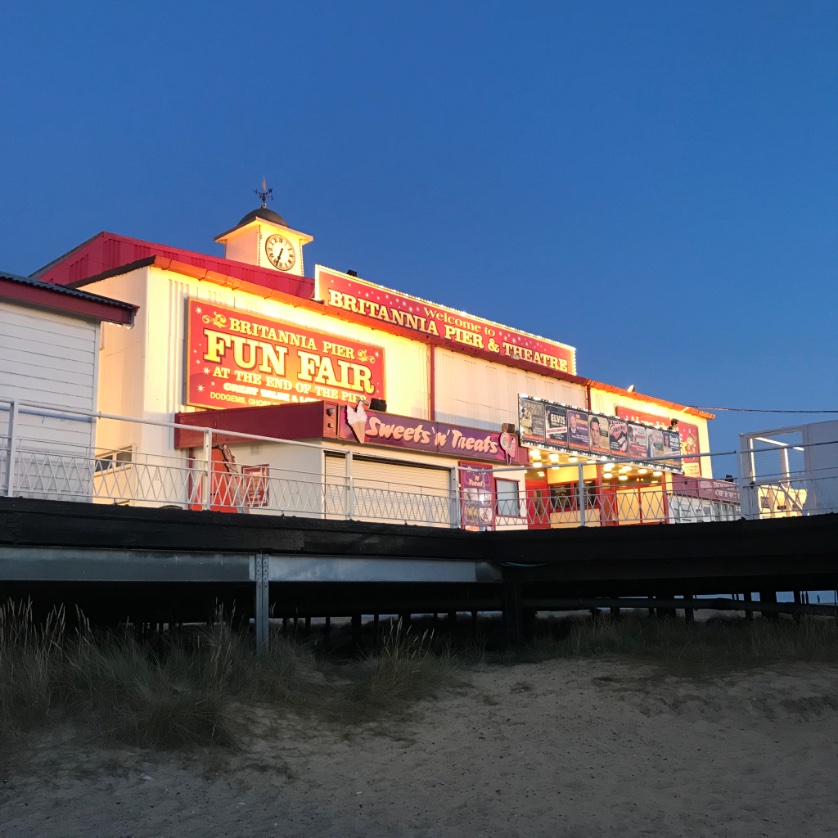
left=316, top=266, right=576, bottom=375
left=517, top=395, right=684, bottom=472
left=185, top=298, right=386, bottom=410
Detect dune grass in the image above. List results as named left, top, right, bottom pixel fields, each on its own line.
left=2, top=601, right=836, bottom=755
left=479, top=611, right=838, bottom=674
left=0, top=602, right=454, bottom=753
left=340, top=621, right=453, bottom=723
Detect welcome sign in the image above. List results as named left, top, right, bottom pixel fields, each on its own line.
left=316, top=267, right=576, bottom=375
left=186, top=299, right=386, bottom=409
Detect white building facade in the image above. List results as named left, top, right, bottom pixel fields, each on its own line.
left=31, top=204, right=724, bottom=526
left=0, top=271, right=135, bottom=499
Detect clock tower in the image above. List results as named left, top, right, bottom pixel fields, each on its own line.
left=215, top=185, right=313, bottom=276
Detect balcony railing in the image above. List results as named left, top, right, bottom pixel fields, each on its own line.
left=3, top=397, right=837, bottom=529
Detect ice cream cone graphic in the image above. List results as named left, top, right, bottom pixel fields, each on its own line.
left=346, top=401, right=368, bottom=444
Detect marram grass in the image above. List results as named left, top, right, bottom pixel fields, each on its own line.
left=2, top=601, right=836, bottom=753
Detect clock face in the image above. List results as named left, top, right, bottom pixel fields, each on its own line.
left=264, top=234, right=296, bottom=271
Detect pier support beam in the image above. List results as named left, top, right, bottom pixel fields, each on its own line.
left=683, top=594, right=695, bottom=624
left=760, top=590, right=779, bottom=620
left=503, top=582, right=524, bottom=645
left=253, top=553, right=269, bottom=651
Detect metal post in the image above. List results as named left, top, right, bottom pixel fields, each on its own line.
left=578, top=463, right=586, bottom=526
left=5, top=400, right=19, bottom=497
left=780, top=446, right=791, bottom=481
left=253, top=553, right=269, bottom=650
left=740, top=441, right=756, bottom=519
left=345, top=451, right=354, bottom=520
left=203, top=429, right=212, bottom=511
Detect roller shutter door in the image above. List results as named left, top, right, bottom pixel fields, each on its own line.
left=325, top=452, right=454, bottom=526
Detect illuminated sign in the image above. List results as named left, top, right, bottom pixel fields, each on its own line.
left=340, top=408, right=524, bottom=464
left=186, top=299, right=385, bottom=409
left=316, top=267, right=576, bottom=375
left=672, top=474, right=740, bottom=504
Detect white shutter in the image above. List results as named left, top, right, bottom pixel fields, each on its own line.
left=326, top=452, right=454, bottom=526
left=324, top=452, right=347, bottom=518
left=352, top=456, right=454, bottom=526
left=351, top=457, right=450, bottom=493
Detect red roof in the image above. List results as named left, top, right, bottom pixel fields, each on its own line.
left=0, top=271, right=136, bottom=326
left=34, top=231, right=313, bottom=301
left=32, top=232, right=711, bottom=420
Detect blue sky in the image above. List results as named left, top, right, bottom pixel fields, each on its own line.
left=2, top=1, right=836, bottom=469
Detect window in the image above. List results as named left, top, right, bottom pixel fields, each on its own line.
left=94, top=448, right=133, bottom=472
left=549, top=484, right=575, bottom=513
left=549, top=482, right=599, bottom=513
left=496, top=479, right=520, bottom=517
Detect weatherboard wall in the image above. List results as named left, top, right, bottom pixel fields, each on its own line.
left=0, top=299, right=98, bottom=454
left=433, top=346, right=586, bottom=431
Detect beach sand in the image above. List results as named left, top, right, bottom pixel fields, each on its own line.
left=2, top=658, right=837, bottom=837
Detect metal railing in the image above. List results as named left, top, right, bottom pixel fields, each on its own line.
left=3, top=397, right=837, bottom=529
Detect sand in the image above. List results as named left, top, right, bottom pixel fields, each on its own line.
left=2, top=658, right=837, bottom=837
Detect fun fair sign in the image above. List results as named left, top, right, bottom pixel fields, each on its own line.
left=186, top=299, right=385, bottom=409
left=315, top=267, right=576, bottom=375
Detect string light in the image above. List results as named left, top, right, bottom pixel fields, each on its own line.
left=692, top=406, right=838, bottom=414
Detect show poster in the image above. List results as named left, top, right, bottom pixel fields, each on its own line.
left=646, top=428, right=666, bottom=463
left=516, top=396, right=686, bottom=473
left=663, top=430, right=682, bottom=469
left=519, top=397, right=546, bottom=444
left=544, top=404, right=568, bottom=445
left=186, top=299, right=386, bottom=409
left=589, top=414, right=610, bottom=455
left=241, top=465, right=269, bottom=507
left=616, top=406, right=700, bottom=472
left=459, top=465, right=495, bottom=531
left=608, top=419, right=629, bottom=456
left=627, top=423, right=648, bottom=461
left=567, top=409, right=590, bottom=450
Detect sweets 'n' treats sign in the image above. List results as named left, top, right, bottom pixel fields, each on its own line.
left=316, top=268, right=576, bottom=375
left=342, top=408, right=524, bottom=464
left=186, top=299, right=385, bottom=409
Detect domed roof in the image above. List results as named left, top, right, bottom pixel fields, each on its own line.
left=236, top=205, right=288, bottom=228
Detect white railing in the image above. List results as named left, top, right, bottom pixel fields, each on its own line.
left=2, top=397, right=837, bottom=529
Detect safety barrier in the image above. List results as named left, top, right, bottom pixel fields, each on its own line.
left=3, top=398, right=837, bottom=528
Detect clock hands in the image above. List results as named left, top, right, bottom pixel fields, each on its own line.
left=265, top=233, right=295, bottom=270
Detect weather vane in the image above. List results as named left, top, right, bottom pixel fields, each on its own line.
left=254, top=177, right=273, bottom=208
